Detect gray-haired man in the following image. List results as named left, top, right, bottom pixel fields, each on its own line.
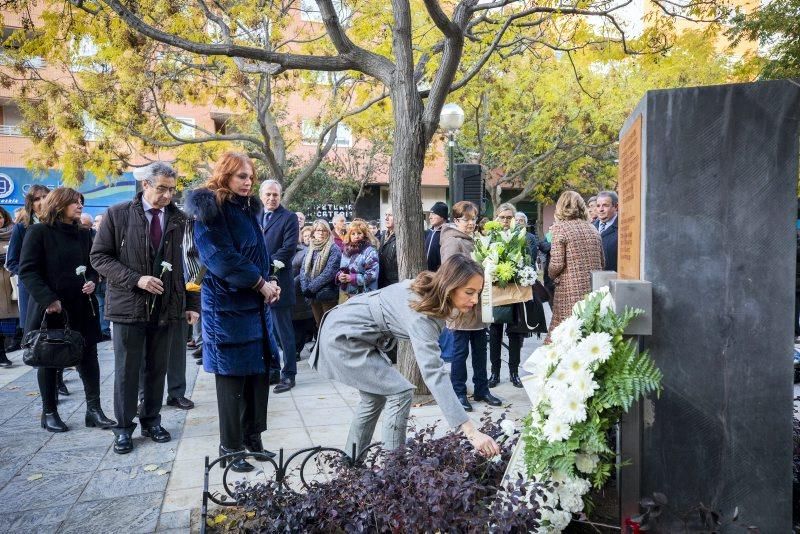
left=91, top=162, right=200, bottom=454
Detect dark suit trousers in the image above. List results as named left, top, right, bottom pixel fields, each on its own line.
left=215, top=373, right=268, bottom=450
left=489, top=323, right=522, bottom=374
left=138, top=321, right=187, bottom=401
left=271, top=306, right=296, bottom=379
left=113, top=321, right=178, bottom=433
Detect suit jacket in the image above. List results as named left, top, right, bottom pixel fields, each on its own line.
left=593, top=217, right=618, bottom=273
left=424, top=227, right=443, bottom=271
left=261, top=204, right=299, bottom=308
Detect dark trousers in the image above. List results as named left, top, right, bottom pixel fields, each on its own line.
left=489, top=323, right=522, bottom=375
left=215, top=373, right=268, bottom=450
left=271, top=306, right=296, bottom=379
left=139, top=321, right=186, bottom=400
left=112, top=321, right=177, bottom=433
left=38, top=343, right=100, bottom=413
left=450, top=329, right=489, bottom=398
left=293, top=317, right=316, bottom=355
left=795, top=291, right=800, bottom=336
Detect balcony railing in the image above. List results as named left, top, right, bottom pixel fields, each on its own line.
left=0, top=124, right=23, bottom=136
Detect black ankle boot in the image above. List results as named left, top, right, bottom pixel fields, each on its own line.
left=510, top=372, right=523, bottom=388
left=243, top=434, right=276, bottom=459
left=219, top=445, right=255, bottom=472
left=488, top=372, right=500, bottom=388
left=86, top=406, right=116, bottom=429
left=41, top=411, right=69, bottom=432
left=0, top=351, right=11, bottom=368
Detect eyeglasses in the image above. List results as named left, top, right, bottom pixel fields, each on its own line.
left=454, top=217, right=476, bottom=224
left=154, top=186, right=177, bottom=195
left=497, top=215, right=514, bottom=221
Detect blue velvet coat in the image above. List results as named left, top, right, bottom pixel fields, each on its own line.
left=185, top=188, right=279, bottom=376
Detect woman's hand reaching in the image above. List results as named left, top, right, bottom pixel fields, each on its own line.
left=460, top=420, right=501, bottom=458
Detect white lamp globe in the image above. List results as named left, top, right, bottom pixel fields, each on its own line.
left=439, top=103, right=465, bottom=131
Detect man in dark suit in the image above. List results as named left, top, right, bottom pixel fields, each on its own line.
left=593, top=190, right=619, bottom=272
left=260, top=180, right=299, bottom=394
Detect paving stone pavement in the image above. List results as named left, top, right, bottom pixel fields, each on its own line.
left=0, top=332, right=547, bottom=532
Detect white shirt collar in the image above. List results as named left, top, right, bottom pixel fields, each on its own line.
left=142, top=197, right=163, bottom=214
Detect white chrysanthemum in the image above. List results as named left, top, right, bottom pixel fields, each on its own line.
left=599, top=290, right=615, bottom=315
left=551, top=316, right=583, bottom=349
left=544, top=509, right=572, bottom=532
left=500, top=419, right=516, bottom=437
left=555, top=392, right=587, bottom=424
left=559, top=493, right=584, bottom=514
left=558, top=348, right=588, bottom=377
left=544, top=344, right=562, bottom=368
left=571, top=370, right=599, bottom=400
left=577, top=332, right=613, bottom=364
left=566, top=476, right=591, bottom=496
left=575, top=453, right=600, bottom=474
left=542, top=416, right=571, bottom=442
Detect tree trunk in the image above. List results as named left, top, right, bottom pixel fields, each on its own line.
left=389, top=85, right=429, bottom=395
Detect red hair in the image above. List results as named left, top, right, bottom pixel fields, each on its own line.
left=343, top=220, right=377, bottom=247
left=204, top=152, right=257, bottom=205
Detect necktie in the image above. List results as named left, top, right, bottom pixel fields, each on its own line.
left=264, top=211, right=272, bottom=227
left=149, top=208, right=162, bottom=250
left=599, top=221, right=606, bottom=233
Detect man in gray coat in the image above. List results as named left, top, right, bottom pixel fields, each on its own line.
left=91, top=162, right=199, bottom=454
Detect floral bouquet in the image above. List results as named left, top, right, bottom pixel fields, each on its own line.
left=472, top=221, right=536, bottom=317
left=518, top=287, right=662, bottom=531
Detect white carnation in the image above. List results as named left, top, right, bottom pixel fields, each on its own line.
left=575, top=453, right=600, bottom=474
left=577, top=332, right=613, bottom=364
left=160, top=261, right=173, bottom=271
left=551, top=316, right=583, bottom=349
left=542, top=416, right=571, bottom=442
left=499, top=419, right=516, bottom=437
left=75, top=265, right=87, bottom=276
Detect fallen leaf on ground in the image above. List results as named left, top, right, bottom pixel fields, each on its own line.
left=25, top=392, right=40, bottom=397
left=26, top=473, right=43, bottom=481
left=6, top=386, right=20, bottom=390
left=156, top=469, right=170, bottom=476
left=143, top=464, right=159, bottom=472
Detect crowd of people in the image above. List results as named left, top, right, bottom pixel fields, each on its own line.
left=0, top=151, right=620, bottom=464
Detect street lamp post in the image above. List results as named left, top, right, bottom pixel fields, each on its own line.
left=439, top=103, right=465, bottom=206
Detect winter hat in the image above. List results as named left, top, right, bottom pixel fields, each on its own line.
left=430, top=201, right=449, bottom=220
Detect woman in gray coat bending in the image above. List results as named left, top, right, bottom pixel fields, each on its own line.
left=310, top=254, right=500, bottom=458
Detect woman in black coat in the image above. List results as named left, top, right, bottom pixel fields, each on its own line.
left=19, top=187, right=115, bottom=433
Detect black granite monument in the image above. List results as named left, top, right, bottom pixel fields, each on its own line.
left=618, top=79, right=799, bottom=531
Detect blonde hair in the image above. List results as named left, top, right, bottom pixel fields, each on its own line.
left=554, top=190, right=587, bottom=221
left=410, top=255, right=484, bottom=320
left=344, top=219, right=378, bottom=247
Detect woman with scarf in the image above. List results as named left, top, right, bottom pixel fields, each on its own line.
left=337, top=220, right=379, bottom=301
left=0, top=206, right=18, bottom=367
left=300, top=219, right=342, bottom=327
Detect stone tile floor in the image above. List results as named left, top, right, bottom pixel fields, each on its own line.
left=0, top=334, right=542, bottom=533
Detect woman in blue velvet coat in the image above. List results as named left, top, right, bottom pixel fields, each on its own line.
left=185, top=152, right=281, bottom=473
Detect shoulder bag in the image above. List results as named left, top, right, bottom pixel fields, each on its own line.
left=22, top=310, right=85, bottom=368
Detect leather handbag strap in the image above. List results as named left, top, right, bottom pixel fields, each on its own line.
left=39, top=309, right=71, bottom=331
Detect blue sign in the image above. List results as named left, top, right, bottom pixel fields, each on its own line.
left=0, top=167, right=136, bottom=214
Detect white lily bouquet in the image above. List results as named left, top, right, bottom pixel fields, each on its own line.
left=518, top=287, right=662, bottom=531
left=472, top=221, right=536, bottom=320
left=75, top=265, right=96, bottom=317
left=150, top=261, right=173, bottom=314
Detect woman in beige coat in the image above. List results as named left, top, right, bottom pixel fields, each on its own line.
left=439, top=201, right=502, bottom=412
left=0, top=206, right=18, bottom=367
left=547, top=191, right=604, bottom=338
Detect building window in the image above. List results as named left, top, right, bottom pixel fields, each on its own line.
left=172, top=117, right=197, bottom=139
left=0, top=103, right=23, bottom=136
left=301, top=119, right=352, bottom=147
left=0, top=27, right=46, bottom=69
left=71, top=36, right=110, bottom=73
left=83, top=112, right=101, bottom=141
left=300, top=0, right=350, bottom=23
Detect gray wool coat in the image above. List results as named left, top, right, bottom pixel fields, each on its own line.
left=310, top=279, right=470, bottom=429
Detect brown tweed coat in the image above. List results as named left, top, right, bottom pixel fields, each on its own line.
left=547, top=219, right=604, bottom=336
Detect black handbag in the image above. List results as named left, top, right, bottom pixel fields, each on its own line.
left=22, top=310, right=85, bottom=368
left=314, top=285, right=339, bottom=303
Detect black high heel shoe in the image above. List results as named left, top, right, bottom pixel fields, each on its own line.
left=41, top=411, right=69, bottom=432
left=219, top=445, right=255, bottom=472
